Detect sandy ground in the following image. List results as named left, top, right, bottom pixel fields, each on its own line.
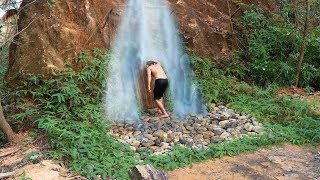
left=169, top=143, right=320, bottom=180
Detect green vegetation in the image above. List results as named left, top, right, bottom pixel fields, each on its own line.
left=2, top=50, right=318, bottom=179
left=234, top=3, right=320, bottom=89
left=3, top=50, right=139, bottom=179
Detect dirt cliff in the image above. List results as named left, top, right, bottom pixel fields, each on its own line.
left=6, top=0, right=277, bottom=79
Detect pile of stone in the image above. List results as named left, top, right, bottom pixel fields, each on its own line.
left=109, top=105, right=264, bottom=155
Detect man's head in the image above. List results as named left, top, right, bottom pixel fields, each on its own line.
left=146, top=60, right=157, bottom=67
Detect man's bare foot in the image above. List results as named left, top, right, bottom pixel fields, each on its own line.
left=158, top=109, right=162, bottom=114
left=160, top=114, right=169, bottom=118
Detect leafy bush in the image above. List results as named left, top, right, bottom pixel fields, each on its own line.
left=236, top=6, right=320, bottom=88
left=4, top=50, right=139, bottom=179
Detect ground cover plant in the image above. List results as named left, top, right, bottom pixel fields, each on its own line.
left=2, top=50, right=139, bottom=179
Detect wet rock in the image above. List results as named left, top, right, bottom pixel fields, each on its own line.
left=145, top=134, right=157, bottom=141
left=229, top=119, right=239, bottom=128
left=160, top=142, right=170, bottom=149
left=253, top=126, right=264, bottom=134
left=252, top=120, right=260, bottom=126
left=154, top=138, right=161, bottom=146
left=247, top=132, right=257, bottom=136
left=213, top=128, right=225, bottom=135
left=231, top=129, right=241, bottom=137
left=211, top=136, right=223, bottom=143
left=226, top=109, right=235, bottom=117
left=126, top=138, right=135, bottom=144
left=211, top=114, right=222, bottom=121
left=111, top=109, right=263, bottom=152
left=220, top=132, right=231, bottom=140
left=244, top=123, right=254, bottom=132
left=179, top=138, right=187, bottom=144
left=207, top=124, right=216, bottom=131
left=142, top=141, right=155, bottom=148
left=183, top=130, right=191, bottom=134
left=130, top=146, right=137, bottom=151
left=153, top=129, right=164, bottom=137
left=174, top=132, right=183, bottom=139
left=134, top=131, right=142, bottom=136
left=198, top=127, right=207, bottom=133
left=194, top=134, right=204, bottom=142
left=219, top=120, right=230, bottom=128
left=163, top=138, right=173, bottom=143
left=186, top=125, right=194, bottom=131
left=193, top=123, right=201, bottom=129
left=131, top=140, right=141, bottom=148
left=202, top=131, right=215, bottom=139
left=167, top=131, right=174, bottom=139
left=221, top=113, right=231, bottom=120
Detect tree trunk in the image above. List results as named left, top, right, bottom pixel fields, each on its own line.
left=294, top=0, right=310, bottom=87
left=0, top=103, right=15, bottom=143
left=292, top=0, right=299, bottom=26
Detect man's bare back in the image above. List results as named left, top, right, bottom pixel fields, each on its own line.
left=146, top=61, right=167, bottom=79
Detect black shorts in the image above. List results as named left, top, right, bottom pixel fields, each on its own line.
left=154, top=79, right=168, bottom=100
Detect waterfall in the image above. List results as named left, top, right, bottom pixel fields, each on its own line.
left=105, top=0, right=207, bottom=122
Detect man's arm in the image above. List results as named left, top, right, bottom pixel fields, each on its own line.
left=147, top=67, right=152, bottom=92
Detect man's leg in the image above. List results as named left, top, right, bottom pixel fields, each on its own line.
left=158, top=97, right=164, bottom=114
left=155, top=99, right=168, bottom=118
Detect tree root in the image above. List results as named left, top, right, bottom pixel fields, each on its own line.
left=0, top=170, right=18, bottom=179
left=0, top=148, right=21, bottom=158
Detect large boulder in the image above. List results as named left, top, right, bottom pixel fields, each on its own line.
left=6, top=0, right=277, bottom=79
left=6, top=0, right=122, bottom=79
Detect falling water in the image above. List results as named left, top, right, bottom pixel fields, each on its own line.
left=105, top=0, right=207, bottom=122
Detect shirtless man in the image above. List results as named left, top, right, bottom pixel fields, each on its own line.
left=146, top=60, right=169, bottom=118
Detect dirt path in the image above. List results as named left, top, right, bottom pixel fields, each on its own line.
left=169, top=143, right=320, bottom=180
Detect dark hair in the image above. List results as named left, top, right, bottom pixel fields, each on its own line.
left=146, top=61, right=157, bottom=67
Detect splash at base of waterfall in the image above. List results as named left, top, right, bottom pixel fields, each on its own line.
left=104, top=0, right=207, bottom=122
